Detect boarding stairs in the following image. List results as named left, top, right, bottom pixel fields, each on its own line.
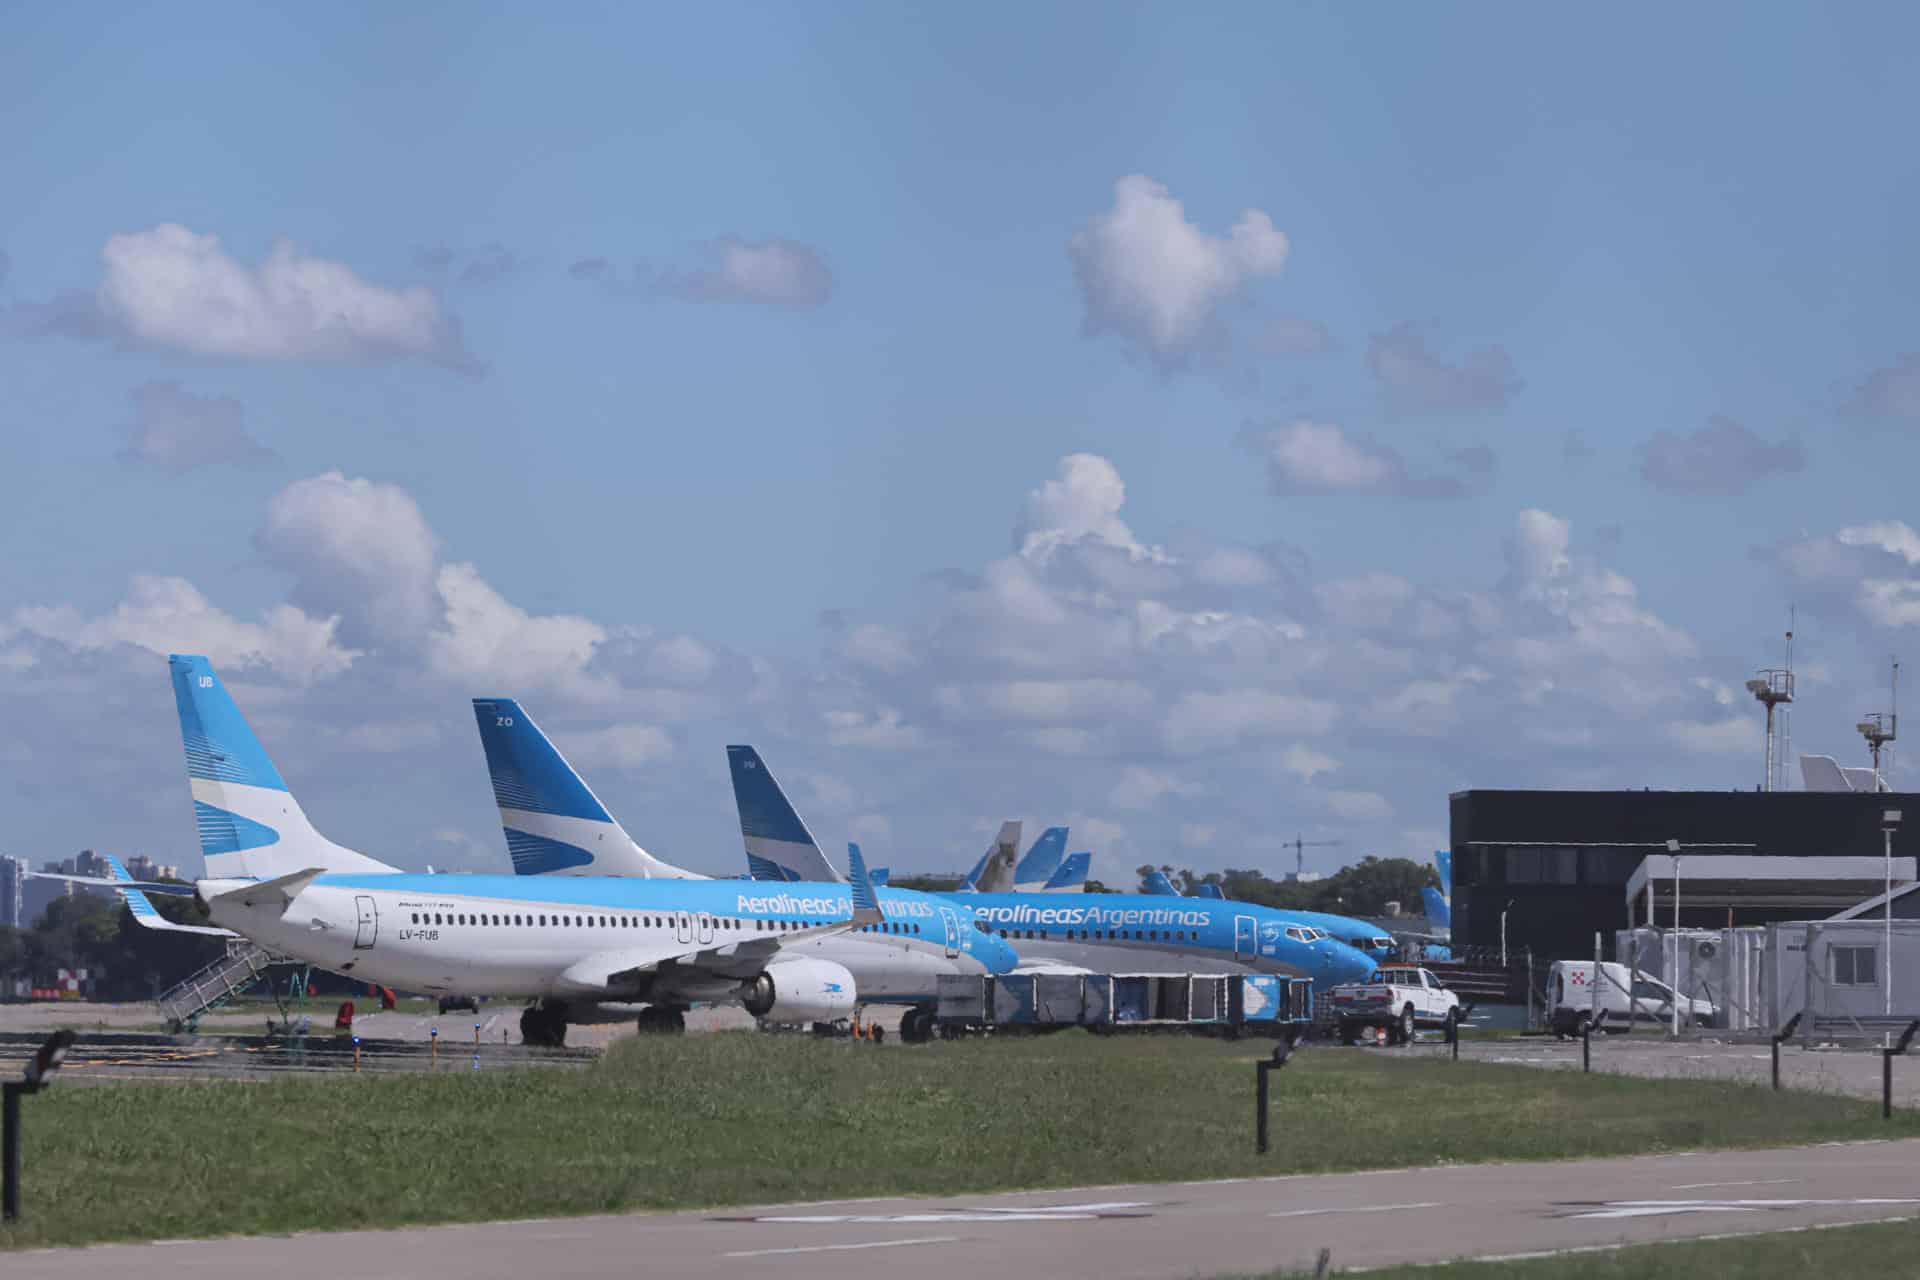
left=156, top=940, right=282, bottom=1032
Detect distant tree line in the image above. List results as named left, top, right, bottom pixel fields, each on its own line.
left=0, top=886, right=224, bottom=1000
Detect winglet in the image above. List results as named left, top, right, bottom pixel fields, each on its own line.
left=844, top=843, right=883, bottom=926
left=1193, top=882, right=1225, bottom=900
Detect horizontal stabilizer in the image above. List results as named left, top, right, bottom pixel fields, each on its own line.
left=212, top=867, right=326, bottom=914
left=105, top=854, right=238, bottom=937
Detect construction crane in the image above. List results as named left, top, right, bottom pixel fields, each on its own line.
left=1282, top=834, right=1343, bottom=880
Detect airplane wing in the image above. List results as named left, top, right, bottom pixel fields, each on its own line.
left=554, top=843, right=886, bottom=997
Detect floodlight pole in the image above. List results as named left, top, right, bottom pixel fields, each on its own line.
left=1667, top=839, right=1682, bottom=1037
left=1887, top=811, right=1902, bottom=1030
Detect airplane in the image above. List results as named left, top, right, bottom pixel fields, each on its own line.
left=1137, top=868, right=1396, bottom=963
left=472, top=700, right=1020, bottom=1043
left=724, top=746, right=1379, bottom=989
left=49, top=657, right=1020, bottom=1048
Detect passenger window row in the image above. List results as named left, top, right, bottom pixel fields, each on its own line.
left=404, top=912, right=859, bottom=932
left=993, top=927, right=1196, bottom=942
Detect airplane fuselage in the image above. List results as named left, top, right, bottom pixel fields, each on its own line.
left=955, top=893, right=1377, bottom=987
left=207, top=875, right=1004, bottom=1004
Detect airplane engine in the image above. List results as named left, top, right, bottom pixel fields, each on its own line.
left=741, top=958, right=857, bottom=1023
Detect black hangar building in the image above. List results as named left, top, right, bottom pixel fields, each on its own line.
left=1448, top=789, right=1920, bottom=961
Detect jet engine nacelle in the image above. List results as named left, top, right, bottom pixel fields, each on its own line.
left=741, top=958, right=857, bottom=1023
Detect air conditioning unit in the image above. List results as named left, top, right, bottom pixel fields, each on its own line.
left=1693, top=938, right=1718, bottom=961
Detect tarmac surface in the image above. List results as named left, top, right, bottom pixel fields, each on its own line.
left=7, top=1139, right=1919, bottom=1278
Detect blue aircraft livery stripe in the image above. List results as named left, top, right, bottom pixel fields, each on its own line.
left=472, top=699, right=614, bottom=823
left=193, top=801, right=282, bottom=855
left=504, top=827, right=595, bottom=875
left=169, top=654, right=289, bottom=791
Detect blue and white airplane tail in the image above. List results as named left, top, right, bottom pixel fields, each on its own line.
left=474, top=699, right=702, bottom=879
left=727, top=745, right=844, bottom=883
left=1141, top=869, right=1182, bottom=897
left=170, top=654, right=396, bottom=880
left=1037, top=851, right=1090, bottom=893
left=1012, top=827, right=1068, bottom=890
left=1434, top=849, right=1452, bottom=901
left=1422, top=885, right=1451, bottom=937
left=105, top=855, right=236, bottom=936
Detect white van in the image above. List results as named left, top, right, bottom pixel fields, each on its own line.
left=1547, top=960, right=1718, bottom=1036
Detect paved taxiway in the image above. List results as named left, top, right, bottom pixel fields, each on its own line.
left=9, top=1139, right=1918, bottom=1277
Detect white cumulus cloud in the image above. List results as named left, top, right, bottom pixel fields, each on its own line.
left=1069, top=175, right=1290, bottom=371
left=92, top=224, right=479, bottom=372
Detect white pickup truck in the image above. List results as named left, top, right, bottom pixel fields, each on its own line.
left=1328, top=965, right=1461, bottom=1045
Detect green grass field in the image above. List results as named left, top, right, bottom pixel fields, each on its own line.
left=3, top=1032, right=1916, bottom=1251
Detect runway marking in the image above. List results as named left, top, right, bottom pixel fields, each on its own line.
left=723, top=1235, right=959, bottom=1259
left=1268, top=1202, right=1442, bottom=1219
left=1444, top=1214, right=1920, bottom=1268
left=1562, top=1198, right=1920, bottom=1221
left=721, top=1201, right=1156, bottom=1225
left=1671, top=1178, right=1802, bottom=1190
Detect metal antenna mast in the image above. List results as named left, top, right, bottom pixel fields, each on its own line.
left=1746, top=628, right=1795, bottom=792
left=1858, top=657, right=1899, bottom=790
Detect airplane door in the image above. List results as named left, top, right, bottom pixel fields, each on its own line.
left=353, top=896, right=378, bottom=950
left=1234, top=915, right=1256, bottom=960
left=675, top=913, right=693, bottom=945
left=939, top=908, right=962, bottom=959
left=697, top=913, right=715, bottom=945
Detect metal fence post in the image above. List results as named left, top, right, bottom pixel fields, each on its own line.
left=1256, top=1058, right=1271, bottom=1154
left=1771, top=1012, right=1801, bottom=1092
left=1884, top=1020, right=1919, bottom=1121
left=1255, top=1034, right=1300, bottom=1153
left=2, top=1082, right=20, bottom=1223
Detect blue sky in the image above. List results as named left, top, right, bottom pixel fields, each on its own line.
left=6, top=5, right=1920, bottom=880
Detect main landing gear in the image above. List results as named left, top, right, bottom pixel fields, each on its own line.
left=520, top=1001, right=568, bottom=1048
left=636, top=1006, right=687, bottom=1035
left=898, top=1006, right=937, bottom=1044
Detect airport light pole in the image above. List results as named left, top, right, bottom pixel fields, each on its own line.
left=1886, top=810, right=1901, bottom=1026
left=1667, top=839, right=1682, bottom=1036
left=1500, top=899, right=1515, bottom=968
